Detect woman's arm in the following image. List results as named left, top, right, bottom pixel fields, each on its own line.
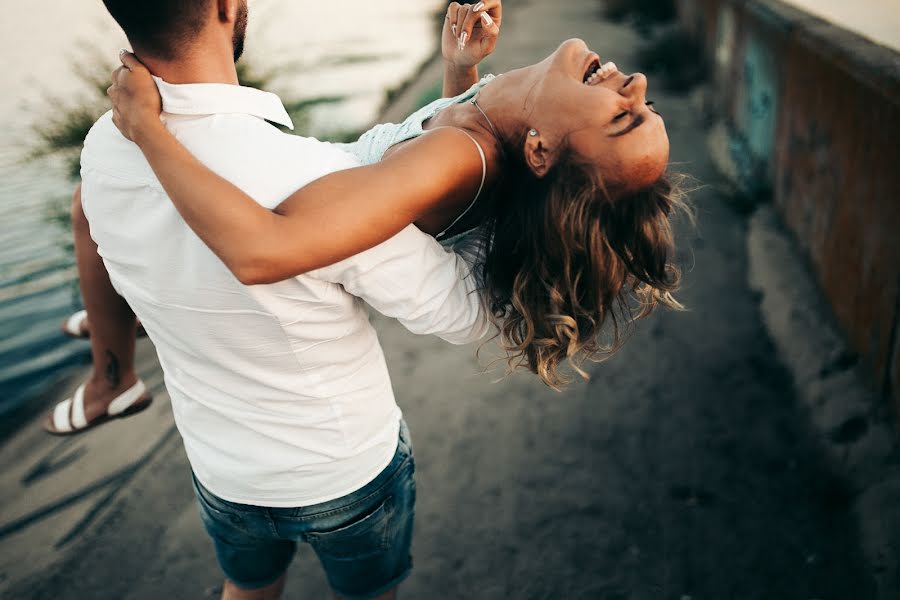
left=441, top=1, right=502, bottom=97
left=443, top=64, right=479, bottom=99
left=111, top=71, right=485, bottom=285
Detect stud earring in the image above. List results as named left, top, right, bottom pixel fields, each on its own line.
left=529, top=129, right=539, bottom=137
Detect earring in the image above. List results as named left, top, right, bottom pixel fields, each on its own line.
left=529, top=129, right=539, bottom=137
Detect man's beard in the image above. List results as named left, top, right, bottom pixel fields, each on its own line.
left=233, top=1, right=249, bottom=62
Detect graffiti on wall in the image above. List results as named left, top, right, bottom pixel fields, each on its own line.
left=741, top=32, right=778, bottom=172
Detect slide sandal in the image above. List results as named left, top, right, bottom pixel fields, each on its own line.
left=43, top=380, right=153, bottom=436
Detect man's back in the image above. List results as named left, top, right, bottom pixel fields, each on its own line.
left=81, top=80, right=486, bottom=506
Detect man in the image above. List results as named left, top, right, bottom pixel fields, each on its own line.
left=69, top=1, right=488, bottom=598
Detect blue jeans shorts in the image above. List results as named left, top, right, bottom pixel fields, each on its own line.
left=191, top=420, right=416, bottom=600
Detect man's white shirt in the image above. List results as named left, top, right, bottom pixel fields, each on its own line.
left=80, top=79, right=488, bottom=507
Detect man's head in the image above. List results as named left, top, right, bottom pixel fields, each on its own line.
left=102, top=0, right=248, bottom=62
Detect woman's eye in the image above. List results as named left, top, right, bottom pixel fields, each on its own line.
left=646, top=101, right=661, bottom=115
left=612, top=111, right=629, bottom=122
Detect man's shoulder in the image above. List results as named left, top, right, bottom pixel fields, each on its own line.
left=81, top=110, right=156, bottom=184
left=83, top=110, right=130, bottom=152
left=177, top=121, right=362, bottom=205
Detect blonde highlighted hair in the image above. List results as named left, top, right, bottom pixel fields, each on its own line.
left=477, top=148, right=692, bottom=389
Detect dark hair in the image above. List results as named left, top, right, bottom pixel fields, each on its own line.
left=102, top=0, right=210, bottom=60
left=478, top=138, right=691, bottom=389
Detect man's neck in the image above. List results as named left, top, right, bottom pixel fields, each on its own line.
left=135, top=42, right=239, bottom=86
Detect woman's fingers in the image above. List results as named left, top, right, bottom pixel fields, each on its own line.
left=446, top=2, right=460, bottom=38
left=111, top=65, right=127, bottom=87
left=118, top=50, right=149, bottom=74
left=459, top=5, right=480, bottom=50
left=455, top=4, right=472, bottom=50
left=106, top=51, right=164, bottom=141
left=477, top=0, right=502, bottom=23
left=459, top=0, right=501, bottom=51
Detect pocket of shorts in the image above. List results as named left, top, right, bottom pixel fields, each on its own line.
left=305, top=495, right=394, bottom=560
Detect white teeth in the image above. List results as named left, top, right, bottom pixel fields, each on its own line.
left=599, top=62, right=617, bottom=80
left=585, top=61, right=618, bottom=85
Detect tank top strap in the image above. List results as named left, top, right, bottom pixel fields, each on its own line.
left=432, top=127, right=488, bottom=240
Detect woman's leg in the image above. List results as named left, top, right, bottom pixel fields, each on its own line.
left=70, top=184, right=140, bottom=422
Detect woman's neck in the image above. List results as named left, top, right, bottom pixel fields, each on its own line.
left=427, top=99, right=494, bottom=146
left=462, top=66, right=540, bottom=148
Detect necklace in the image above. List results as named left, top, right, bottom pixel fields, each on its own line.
left=470, top=95, right=505, bottom=159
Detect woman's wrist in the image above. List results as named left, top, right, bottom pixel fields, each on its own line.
left=130, top=116, right=166, bottom=147
left=444, top=60, right=478, bottom=78
left=443, top=62, right=479, bottom=97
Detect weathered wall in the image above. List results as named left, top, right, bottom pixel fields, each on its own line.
left=675, top=0, right=900, bottom=414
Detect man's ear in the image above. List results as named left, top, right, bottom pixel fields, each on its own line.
left=523, top=133, right=554, bottom=179
left=217, top=0, right=236, bottom=23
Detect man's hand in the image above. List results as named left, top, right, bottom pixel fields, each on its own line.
left=441, top=1, right=502, bottom=70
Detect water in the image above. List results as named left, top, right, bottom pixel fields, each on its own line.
left=0, top=0, right=443, bottom=421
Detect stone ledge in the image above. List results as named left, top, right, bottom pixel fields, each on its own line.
left=748, top=205, right=900, bottom=595
left=734, top=0, right=900, bottom=104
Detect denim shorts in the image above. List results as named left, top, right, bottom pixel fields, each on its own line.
left=191, top=420, right=416, bottom=600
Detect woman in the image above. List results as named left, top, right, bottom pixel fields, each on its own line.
left=93, top=2, right=687, bottom=394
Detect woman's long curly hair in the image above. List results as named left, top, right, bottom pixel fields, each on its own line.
left=477, top=133, right=692, bottom=389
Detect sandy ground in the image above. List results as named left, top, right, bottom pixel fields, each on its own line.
left=0, top=0, right=882, bottom=598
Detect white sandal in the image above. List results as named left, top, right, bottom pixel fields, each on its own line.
left=60, top=309, right=148, bottom=339
left=44, top=380, right=153, bottom=435
left=61, top=309, right=90, bottom=339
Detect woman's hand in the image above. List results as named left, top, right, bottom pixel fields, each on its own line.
left=442, top=1, right=502, bottom=70
left=107, top=51, right=164, bottom=143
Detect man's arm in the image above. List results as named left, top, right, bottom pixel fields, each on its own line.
left=315, top=226, right=490, bottom=345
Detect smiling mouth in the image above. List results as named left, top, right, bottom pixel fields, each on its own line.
left=583, top=60, right=618, bottom=86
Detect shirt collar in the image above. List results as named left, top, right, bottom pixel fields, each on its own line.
left=154, top=76, right=294, bottom=130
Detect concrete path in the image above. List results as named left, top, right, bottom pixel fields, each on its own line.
left=0, top=0, right=884, bottom=597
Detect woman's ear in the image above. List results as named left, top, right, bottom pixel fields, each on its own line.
left=523, top=132, right=554, bottom=178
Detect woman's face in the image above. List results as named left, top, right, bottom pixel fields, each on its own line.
left=527, top=39, right=669, bottom=193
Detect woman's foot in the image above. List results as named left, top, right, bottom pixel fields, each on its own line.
left=61, top=310, right=147, bottom=339
left=43, top=375, right=153, bottom=435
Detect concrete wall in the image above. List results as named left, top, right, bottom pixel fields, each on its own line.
left=675, top=0, right=900, bottom=414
